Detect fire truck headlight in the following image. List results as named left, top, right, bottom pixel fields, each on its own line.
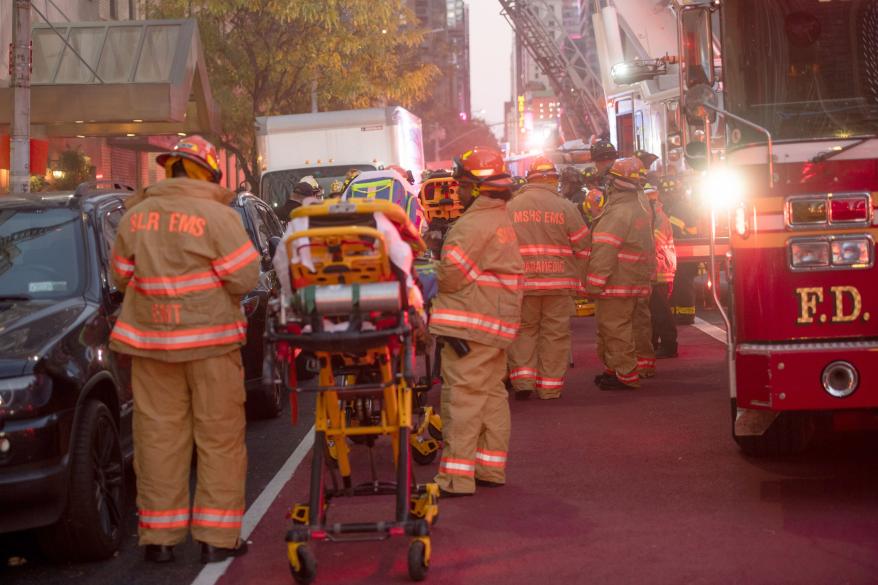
left=790, top=240, right=830, bottom=269
left=701, top=168, right=744, bottom=210
left=830, top=237, right=872, bottom=267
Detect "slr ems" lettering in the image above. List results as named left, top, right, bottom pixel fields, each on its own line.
left=795, top=286, right=871, bottom=324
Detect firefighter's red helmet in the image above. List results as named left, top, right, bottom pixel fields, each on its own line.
left=156, top=135, right=222, bottom=183
left=452, top=147, right=514, bottom=190
left=526, top=155, right=559, bottom=181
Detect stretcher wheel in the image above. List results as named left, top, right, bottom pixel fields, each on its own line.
left=289, top=544, right=317, bottom=585
left=407, top=539, right=429, bottom=582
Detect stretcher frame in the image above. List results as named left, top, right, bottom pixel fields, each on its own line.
left=263, top=199, right=439, bottom=584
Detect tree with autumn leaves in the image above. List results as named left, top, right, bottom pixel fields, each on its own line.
left=143, top=0, right=439, bottom=189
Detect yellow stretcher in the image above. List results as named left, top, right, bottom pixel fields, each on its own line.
left=264, top=198, right=439, bottom=584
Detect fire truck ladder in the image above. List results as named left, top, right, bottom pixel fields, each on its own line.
left=499, top=0, right=609, bottom=139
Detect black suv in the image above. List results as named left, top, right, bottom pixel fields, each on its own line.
left=0, top=185, right=285, bottom=561
left=0, top=183, right=135, bottom=560
left=231, top=191, right=285, bottom=418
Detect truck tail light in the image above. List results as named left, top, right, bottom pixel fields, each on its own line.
left=788, top=198, right=827, bottom=226
left=787, top=193, right=871, bottom=228
left=831, top=237, right=871, bottom=266
left=830, top=195, right=870, bottom=223
left=790, top=240, right=830, bottom=268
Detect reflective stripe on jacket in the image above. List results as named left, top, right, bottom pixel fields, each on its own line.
left=110, top=178, right=260, bottom=362
left=507, top=183, right=589, bottom=296
left=429, top=196, right=524, bottom=349
left=582, top=188, right=655, bottom=298
left=653, top=200, right=677, bottom=284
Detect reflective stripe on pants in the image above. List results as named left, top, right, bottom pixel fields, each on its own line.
left=435, top=341, right=510, bottom=493
left=132, top=351, right=247, bottom=548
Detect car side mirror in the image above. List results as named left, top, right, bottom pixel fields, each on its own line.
left=108, top=287, right=124, bottom=304
left=268, top=236, right=281, bottom=260
left=684, top=141, right=708, bottom=172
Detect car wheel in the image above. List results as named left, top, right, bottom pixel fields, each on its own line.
left=40, top=400, right=125, bottom=561
left=248, top=350, right=284, bottom=420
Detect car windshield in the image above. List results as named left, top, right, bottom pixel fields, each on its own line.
left=260, top=164, right=376, bottom=210
left=722, top=0, right=878, bottom=143
left=0, top=208, right=84, bottom=299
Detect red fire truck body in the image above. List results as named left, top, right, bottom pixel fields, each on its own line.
left=677, top=0, right=878, bottom=454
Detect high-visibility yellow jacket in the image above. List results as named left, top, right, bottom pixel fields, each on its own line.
left=110, top=178, right=260, bottom=362
left=583, top=187, right=655, bottom=298
left=653, top=200, right=677, bottom=284
left=429, top=196, right=524, bottom=349
left=507, top=183, right=590, bottom=296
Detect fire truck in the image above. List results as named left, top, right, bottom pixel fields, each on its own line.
left=677, top=0, right=878, bottom=455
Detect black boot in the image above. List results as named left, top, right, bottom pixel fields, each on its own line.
left=655, top=344, right=678, bottom=359
left=514, top=389, right=533, bottom=401
left=200, top=540, right=249, bottom=564
left=597, top=375, right=638, bottom=391
left=144, top=544, right=175, bottom=563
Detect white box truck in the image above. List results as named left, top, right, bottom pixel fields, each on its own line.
left=255, top=106, right=425, bottom=210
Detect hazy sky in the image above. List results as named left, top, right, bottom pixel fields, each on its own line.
left=467, top=1, right=513, bottom=135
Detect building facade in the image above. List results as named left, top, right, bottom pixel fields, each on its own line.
left=1, top=1, right=242, bottom=193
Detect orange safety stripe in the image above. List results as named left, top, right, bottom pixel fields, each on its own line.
left=131, top=270, right=222, bottom=296
left=191, top=507, right=244, bottom=528
left=138, top=508, right=190, bottom=529
left=431, top=309, right=519, bottom=339
left=113, top=254, right=135, bottom=277
left=592, top=232, right=623, bottom=248
left=522, top=277, right=580, bottom=290
left=536, top=376, right=564, bottom=389
left=439, top=457, right=475, bottom=477
left=569, top=225, right=590, bottom=242
left=475, top=449, right=507, bottom=468
left=212, top=241, right=259, bottom=276
left=575, top=249, right=590, bottom=259
left=519, top=244, right=574, bottom=256
left=617, top=371, right=639, bottom=384
left=111, top=320, right=247, bottom=350
left=586, top=273, right=607, bottom=287
left=445, top=245, right=521, bottom=290
left=601, top=286, right=650, bottom=297
left=509, top=367, right=538, bottom=380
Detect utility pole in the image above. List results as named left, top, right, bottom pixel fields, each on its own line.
left=11, top=0, right=32, bottom=193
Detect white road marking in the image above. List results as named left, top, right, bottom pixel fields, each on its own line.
left=190, top=425, right=315, bottom=585
left=693, top=316, right=728, bottom=345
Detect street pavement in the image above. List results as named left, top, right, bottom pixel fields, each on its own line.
left=3, top=314, right=878, bottom=585
left=0, top=394, right=316, bottom=585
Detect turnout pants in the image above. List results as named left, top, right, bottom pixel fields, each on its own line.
left=132, top=351, right=247, bottom=548
left=595, top=297, right=640, bottom=387
left=507, top=294, right=574, bottom=399
left=650, top=283, right=677, bottom=349
left=436, top=340, right=510, bottom=494
left=634, top=296, right=656, bottom=377
left=670, top=262, right=698, bottom=323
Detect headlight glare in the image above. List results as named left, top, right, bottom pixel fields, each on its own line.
left=700, top=167, right=744, bottom=210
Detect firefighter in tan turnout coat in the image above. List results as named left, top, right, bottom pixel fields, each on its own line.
left=110, top=137, right=259, bottom=564
left=430, top=147, right=524, bottom=496
left=584, top=157, right=656, bottom=390
left=507, top=157, right=589, bottom=399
